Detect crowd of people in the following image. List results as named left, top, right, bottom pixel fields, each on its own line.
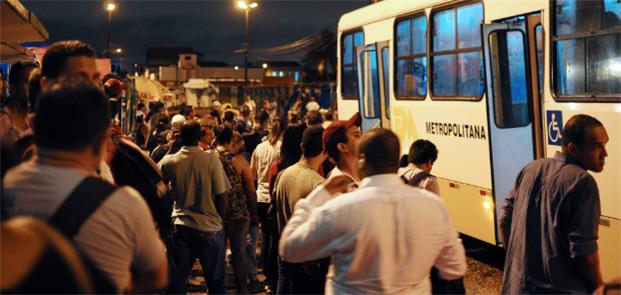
left=1, top=38, right=619, bottom=295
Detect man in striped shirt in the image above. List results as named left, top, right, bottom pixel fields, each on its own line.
left=501, top=114, right=609, bottom=294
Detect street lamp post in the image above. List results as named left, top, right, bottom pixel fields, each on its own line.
left=105, top=2, right=116, bottom=58
left=237, top=1, right=258, bottom=89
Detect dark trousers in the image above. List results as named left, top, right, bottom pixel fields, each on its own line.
left=260, top=202, right=279, bottom=289
left=225, top=220, right=249, bottom=294
left=167, top=225, right=225, bottom=294
left=276, top=259, right=329, bottom=295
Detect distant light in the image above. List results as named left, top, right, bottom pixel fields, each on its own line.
left=294, top=71, right=299, bottom=82
left=249, top=2, right=258, bottom=8
left=106, top=2, right=116, bottom=11
left=114, top=48, right=122, bottom=53
left=237, top=0, right=248, bottom=9
left=262, top=63, right=268, bottom=69
left=234, top=66, right=240, bottom=70
left=279, top=71, right=284, bottom=77
left=609, top=60, right=621, bottom=77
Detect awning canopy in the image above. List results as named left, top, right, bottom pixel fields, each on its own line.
left=1, top=0, right=49, bottom=43
left=1, top=0, right=49, bottom=63
left=183, top=78, right=219, bottom=93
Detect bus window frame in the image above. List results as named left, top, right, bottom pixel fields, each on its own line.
left=550, top=0, right=621, bottom=103
left=341, top=28, right=365, bottom=100
left=429, top=1, right=485, bottom=102
left=394, top=11, right=428, bottom=101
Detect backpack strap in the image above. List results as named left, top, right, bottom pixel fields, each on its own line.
left=48, top=177, right=118, bottom=239
left=405, top=171, right=431, bottom=188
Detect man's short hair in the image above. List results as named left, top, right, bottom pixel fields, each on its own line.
left=180, top=121, right=201, bottom=146
left=562, top=114, right=604, bottom=149
left=408, top=139, right=438, bottom=164
left=301, top=126, right=324, bottom=158
left=41, top=40, right=96, bottom=79
left=33, top=76, right=110, bottom=151
left=360, top=129, right=400, bottom=172
left=8, top=61, right=38, bottom=87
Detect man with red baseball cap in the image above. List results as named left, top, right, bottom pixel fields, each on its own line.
left=323, top=112, right=362, bottom=189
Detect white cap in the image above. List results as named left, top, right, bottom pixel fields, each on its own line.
left=171, top=114, right=186, bottom=124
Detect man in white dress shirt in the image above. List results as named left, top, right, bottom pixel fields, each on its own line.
left=279, top=128, right=466, bottom=294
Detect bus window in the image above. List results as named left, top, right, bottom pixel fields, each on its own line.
left=431, top=2, right=484, bottom=99
left=554, top=0, right=621, bottom=99
left=395, top=14, right=427, bottom=99
left=341, top=30, right=365, bottom=100
left=489, top=30, right=530, bottom=128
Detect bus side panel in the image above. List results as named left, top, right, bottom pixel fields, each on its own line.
left=391, top=99, right=496, bottom=244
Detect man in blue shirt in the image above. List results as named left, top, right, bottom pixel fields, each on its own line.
left=501, top=114, right=609, bottom=294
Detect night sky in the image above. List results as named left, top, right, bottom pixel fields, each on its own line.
left=24, top=0, right=367, bottom=66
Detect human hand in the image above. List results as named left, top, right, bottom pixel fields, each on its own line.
left=324, top=175, right=354, bottom=195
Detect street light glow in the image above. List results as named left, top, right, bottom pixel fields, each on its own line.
left=234, top=66, right=240, bottom=70
left=106, top=2, right=116, bottom=12
left=262, top=63, right=268, bottom=69
left=115, top=48, right=122, bottom=53
left=237, top=1, right=248, bottom=9
left=237, top=0, right=257, bottom=10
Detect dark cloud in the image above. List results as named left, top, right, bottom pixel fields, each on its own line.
left=24, top=0, right=367, bottom=65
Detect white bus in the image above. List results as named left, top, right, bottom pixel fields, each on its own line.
left=336, top=0, right=620, bottom=279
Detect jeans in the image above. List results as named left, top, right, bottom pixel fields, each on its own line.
left=225, top=220, right=249, bottom=293
left=167, top=225, right=225, bottom=294
left=246, top=223, right=259, bottom=281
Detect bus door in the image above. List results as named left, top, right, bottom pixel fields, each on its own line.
left=482, top=15, right=542, bottom=245
left=356, top=41, right=390, bottom=132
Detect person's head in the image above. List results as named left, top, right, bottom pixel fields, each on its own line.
left=215, top=125, right=234, bottom=146
left=231, top=131, right=245, bottom=154
left=323, top=112, right=362, bottom=166
left=323, top=110, right=334, bottom=122
left=301, top=125, right=326, bottom=161
left=235, top=120, right=247, bottom=134
left=180, top=120, right=201, bottom=147
left=198, top=116, right=216, bottom=145
left=40, top=41, right=99, bottom=86
left=137, top=102, right=145, bottom=111
left=8, top=61, right=38, bottom=100
left=278, top=123, right=307, bottom=171
left=180, top=105, right=194, bottom=119
left=223, top=110, right=236, bottom=123
left=305, top=110, right=323, bottom=126
left=33, top=76, right=110, bottom=170
left=562, top=114, right=608, bottom=172
left=27, top=69, right=42, bottom=113
left=240, top=104, right=251, bottom=117
left=268, top=118, right=283, bottom=145
left=357, top=128, right=400, bottom=178
left=407, top=139, right=438, bottom=172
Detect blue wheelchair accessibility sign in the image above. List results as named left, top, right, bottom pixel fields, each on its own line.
left=546, top=110, right=563, bottom=146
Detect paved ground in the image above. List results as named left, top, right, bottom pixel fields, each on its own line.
left=187, top=234, right=504, bottom=294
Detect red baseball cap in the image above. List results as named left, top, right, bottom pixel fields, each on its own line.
left=322, top=112, right=361, bottom=160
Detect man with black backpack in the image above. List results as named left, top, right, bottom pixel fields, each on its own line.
left=399, top=139, right=440, bottom=195
left=3, top=76, right=167, bottom=293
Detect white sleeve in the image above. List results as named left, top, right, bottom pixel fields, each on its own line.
left=433, top=203, right=467, bottom=279
left=279, top=185, right=340, bottom=263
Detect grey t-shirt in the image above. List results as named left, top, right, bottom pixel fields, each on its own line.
left=3, top=161, right=166, bottom=293
left=158, top=146, right=231, bottom=232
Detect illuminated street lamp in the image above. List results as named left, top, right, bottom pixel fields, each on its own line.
left=237, top=0, right=258, bottom=89
left=114, top=48, right=122, bottom=54
left=105, top=1, right=116, bottom=58
left=262, top=62, right=268, bottom=69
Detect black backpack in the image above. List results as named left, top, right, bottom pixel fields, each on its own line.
left=48, top=177, right=119, bottom=293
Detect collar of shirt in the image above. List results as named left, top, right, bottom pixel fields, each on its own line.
left=181, top=146, right=203, bottom=152
left=358, top=173, right=403, bottom=189
left=554, top=151, right=582, bottom=168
